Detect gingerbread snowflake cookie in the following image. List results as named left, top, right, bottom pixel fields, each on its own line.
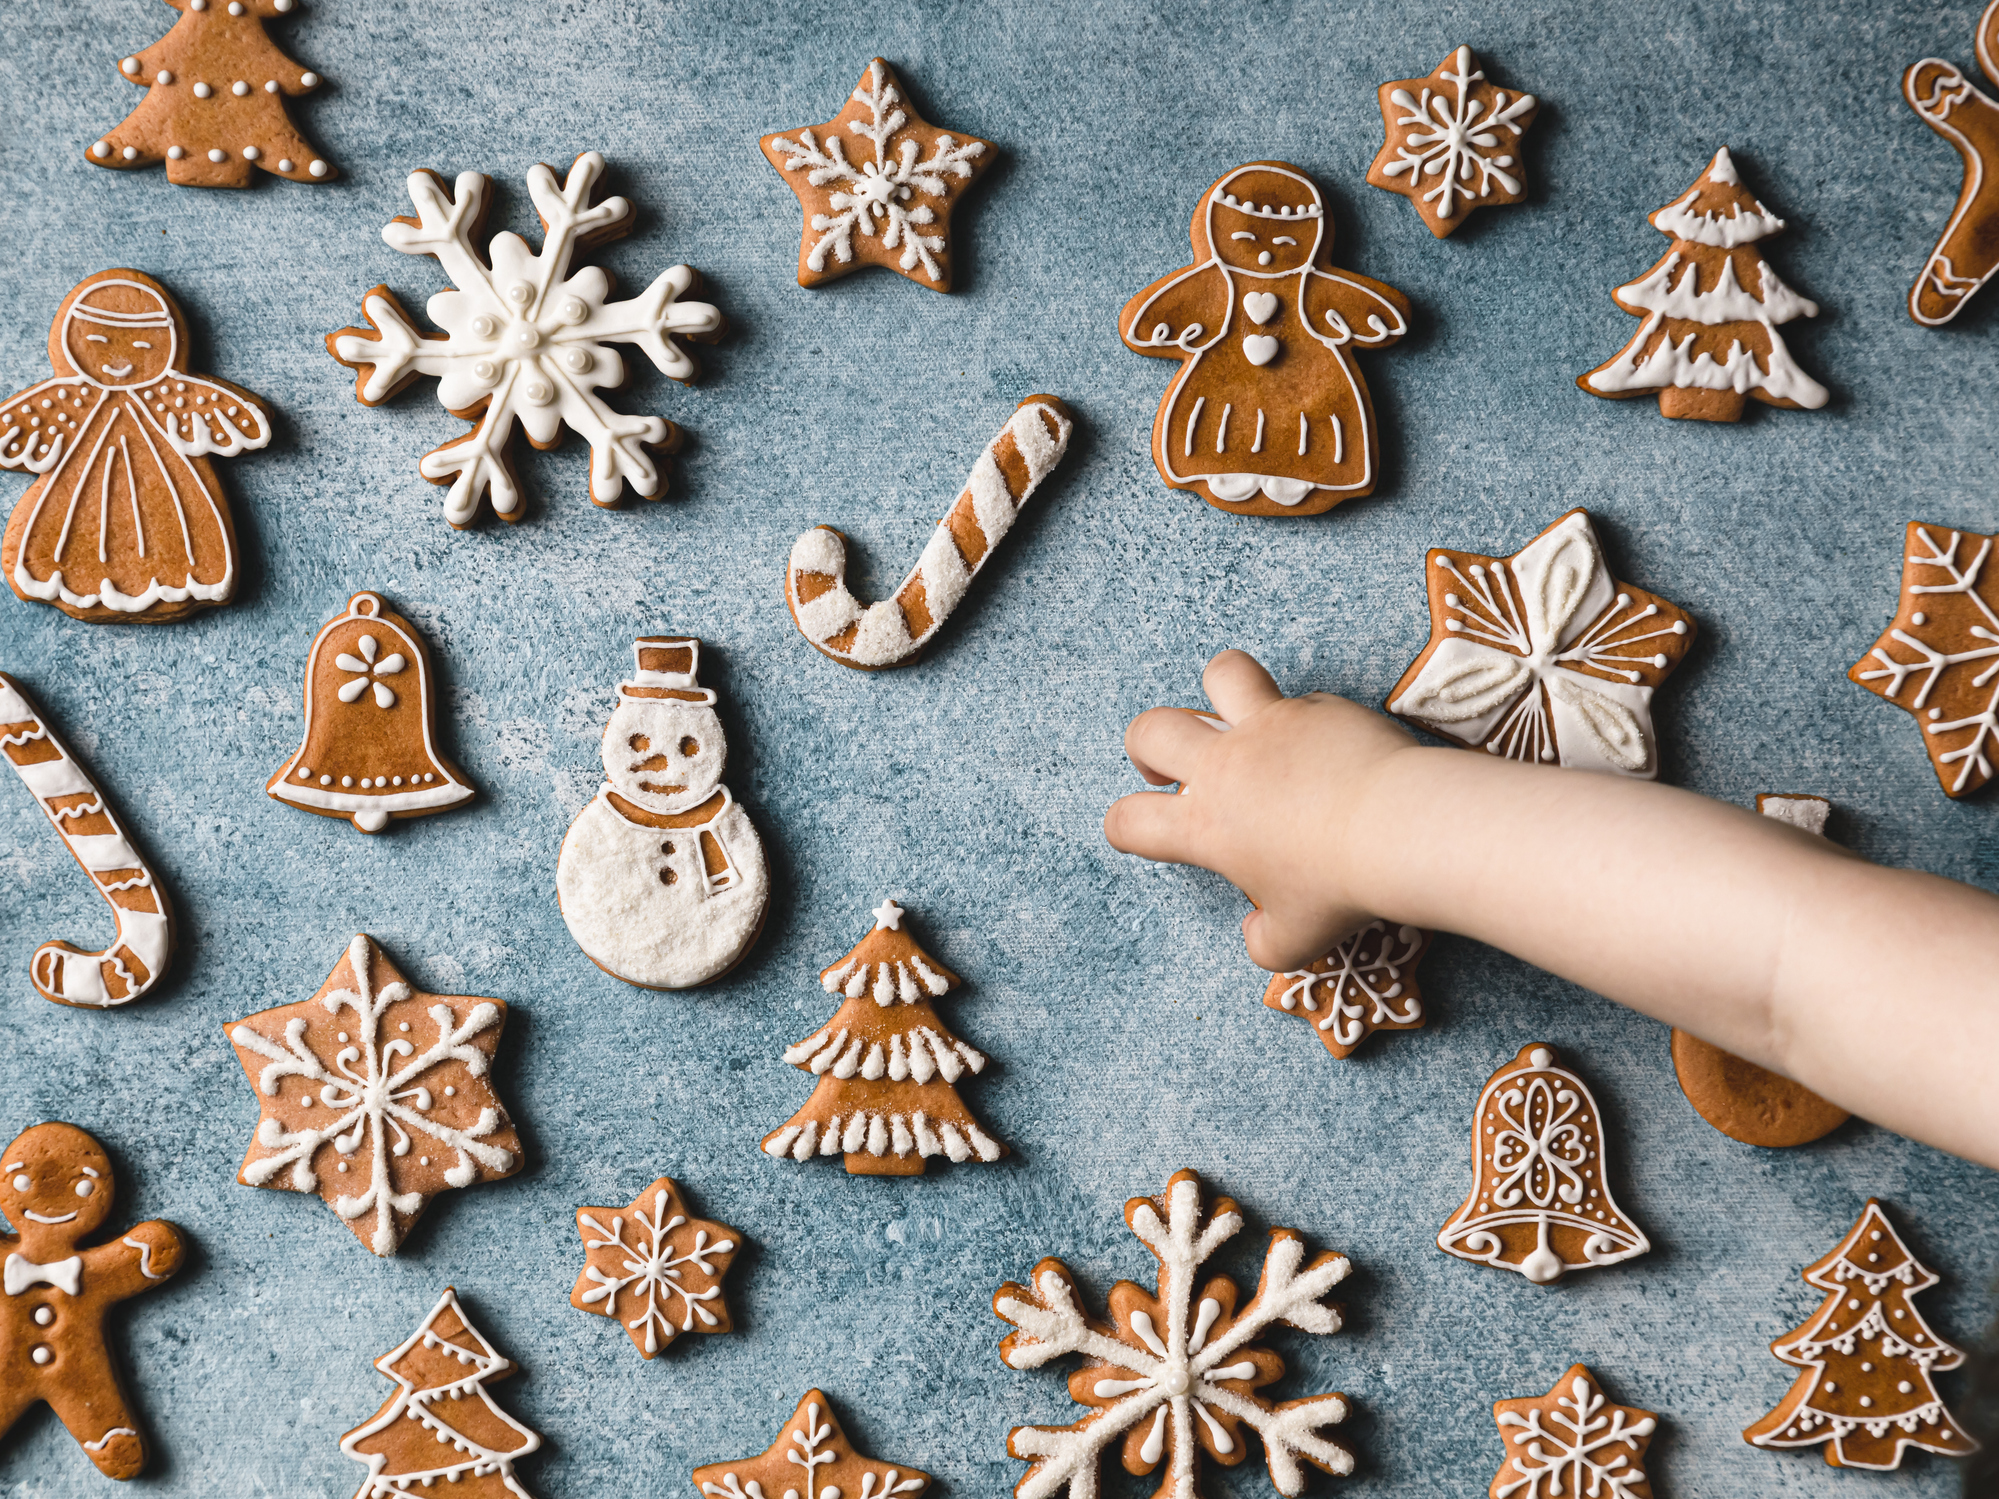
left=2, top=270, right=270, bottom=623
left=1263, top=922, right=1430, bottom=1059
left=1490, top=1365, right=1659, bottom=1499
left=1, top=1122, right=185, bottom=1480
left=328, top=152, right=723, bottom=527
left=994, top=1169, right=1356, bottom=1498
left=226, top=934, right=522, bottom=1255
left=1367, top=46, right=1539, bottom=237
left=87, top=0, right=334, bottom=186
left=1386, top=509, right=1695, bottom=778
left=1904, top=2, right=1999, bottom=325
left=760, top=59, right=993, bottom=292
left=694, top=1390, right=931, bottom=1499
left=572, top=1176, right=739, bottom=1360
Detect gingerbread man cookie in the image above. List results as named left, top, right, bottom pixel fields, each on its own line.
left=0, top=1122, right=184, bottom=1481
left=1905, top=2, right=1999, bottom=325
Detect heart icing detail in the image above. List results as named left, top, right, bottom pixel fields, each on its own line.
left=1243, top=292, right=1279, bottom=325
left=1242, top=335, right=1279, bottom=366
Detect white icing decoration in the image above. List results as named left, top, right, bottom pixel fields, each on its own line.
left=1273, top=922, right=1424, bottom=1046
left=1379, top=47, right=1536, bottom=219
left=3, top=1253, right=83, bottom=1295
left=700, top=1399, right=926, bottom=1499
left=1904, top=33, right=1999, bottom=325
left=1759, top=794, right=1831, bottom=836
left=1242, top=291, right=1278, bottom=325
left=330, top=153, right=721, bottom=524
left=121, top=1234, right=164, bottom=1278
left=1242, top=334, right=1279, bottom=366
left=1495, top=1372, right=1656, bottom=1499
left=1650, top=148, right=1786, bottom=246
left=1616, top=251, right=1819, bottom=324
left=577, top=1186, right=734, bottom=1355
left=82, top=1428, right=138, bottom=1452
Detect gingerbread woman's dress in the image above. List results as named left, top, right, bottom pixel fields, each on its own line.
left=1121, top=162, right=1409, bottom=517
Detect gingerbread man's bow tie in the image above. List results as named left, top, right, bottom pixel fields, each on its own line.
left=3, top=1252, right=83, bottom=1296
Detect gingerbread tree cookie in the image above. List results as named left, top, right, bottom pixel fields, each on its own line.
left=87, top=0, right=334, bottom=186
left=762, top=900, right=1005, bottom=1175
left=1490, top=1365, right=1659, bottom=1499
left=1263, top=921, right=1430, bottom=1059
left=1745, top=1201, right=1979, bottom=1471
left=0, top=1122, right=185, bottom=1480
left=759, top=59, right=993, bottom=292
left=994, top=1169, right=1356, bottom=1498
left=1904, top=2, right=1999, bottom=325
left=226, top=934, right=522, bottom=1255
left=1438, top=1044, right=1650, bottom=1284
left=1579, top=147, right=1827, bottom=422
left=571, top=1176, right=739, bottom=1360
left=340, top=1287, right=543, bottom=1497
left=693, top=1390, right=931, bottom=1499
left=1367, top=46, right=1540, bottom=238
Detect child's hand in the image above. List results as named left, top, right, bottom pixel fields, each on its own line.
left=1103, top=649, right=1419, bottom=971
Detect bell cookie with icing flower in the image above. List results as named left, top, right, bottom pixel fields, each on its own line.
left=0, top=1121, right=185, bottom=1480
left=556, top=638, right=769, bottom=990
left=1, top=270, right=270, bottom=624
left=267, top=591, right=474, bottom=834
left=1120, top=162, right=1410, bottom=516
left=1367, top=46, right=1540, bottom=238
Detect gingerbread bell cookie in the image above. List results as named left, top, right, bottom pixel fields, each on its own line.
left=328, top=152, right=723, bottom=527
left=2, top=270, right=270, bottom=623
left=1122, top=162, right=1410, bottom=515
left=1580, top=147, right=1827, bottom=422
left=0, top=1122, right=185, bottom=1481
left=556, top=638, right=769, bottom=990
left=759, top=59, right=994, bottom=292
left=1905, top=2, right=1999, bottom=325
left=1367, top=46, right=1540, bottom=237
left=0, top=674, right=173, bottom=1007
left=786, top=397, right=1072, bottom=669
left=693, top=1391, right=931, bottom=1499
left=1490, top=1365, right=1659, bottom=1499
left=1264, top=921, right=1431, bottom=1059
left=87, top=0, right=335, bottom=186
left=993, top=1169, right=1357, bottom=1497
left=267, top=591, right=475, bottom=833
left=572, top=1176, right=740, bottom=1360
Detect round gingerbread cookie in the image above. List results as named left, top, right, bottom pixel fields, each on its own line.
left=1671, top=1030, right=1848, bottom=1149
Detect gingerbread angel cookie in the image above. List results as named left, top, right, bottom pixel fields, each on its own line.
left=1905, top=2, right=1999, bottom=325
left=2, top=270, right=269, bottom=623
left=1121, top=162, right=1410, bottom=517
left=1367, top=46, right=1540, bottom=237
left=557, top=639, right=769, bottom=990
left=0, top=1122, right=185, bottom=1481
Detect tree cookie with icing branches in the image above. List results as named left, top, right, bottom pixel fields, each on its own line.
left=1367, top=46, right=1540, bottom=238
left=0, top=1121, right=185, bottom=1480
left=1386, top=508, right=1695, bottom=778
left=693, top=1390, right=931, bottom=1499
left=1490, top=1365, right=1659, bottom=1499
left=571, top=1176, right=739, bottom=1360
left=1904, top=2, right=1999, bottom=326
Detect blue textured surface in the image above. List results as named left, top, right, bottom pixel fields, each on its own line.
left=1, top=1, right=1996, bottom=1495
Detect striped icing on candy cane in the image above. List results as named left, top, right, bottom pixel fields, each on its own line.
left=0, top=674, right=171, bottom=1007
left=785, top=396, right=1072, bottom=669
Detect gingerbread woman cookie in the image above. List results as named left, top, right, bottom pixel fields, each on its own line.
left=1, top=1122, right=184, bottom=1480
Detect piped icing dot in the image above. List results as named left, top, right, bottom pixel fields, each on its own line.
left=232, top=80, right=250, bottom=96
left=277, top=158, right=294, bottom=171
left=193, top=81, right=212, bottom=97
left=91, top=141, right=111, bottom=158
left=301, top=71, right=319, bottom=87
left=243, top=145, right=261, bottom=160
left=167, top=145, right=185, bottom=159
left=308, top=159, right=327, bottom=177
left=122, top=56, right=139, bottom=73
left=157, top=69, right=174, bottom=84
left=122, top=146, right=139, bottom=160
left=265, top=79, right=279, bottom=92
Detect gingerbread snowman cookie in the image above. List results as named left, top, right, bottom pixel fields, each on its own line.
left=1, top=1122, right=184, bottom=1480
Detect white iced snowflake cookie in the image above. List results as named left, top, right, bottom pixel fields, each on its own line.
left=556, top=638, right=768, bottom=989
left=1367, top=46, right=1540, bottom=238
left=1489, top=1366, right=1659, bottom=1499
left=570, top=1176, right=740, bottom=1360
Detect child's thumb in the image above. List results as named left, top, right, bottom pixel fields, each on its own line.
left=1241, top=905, right=1338, bottom=975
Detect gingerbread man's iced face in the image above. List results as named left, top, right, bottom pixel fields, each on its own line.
left=1, top=1123, right=114, bottom=1252
left=604, top=697, right=724, bottom=815
left=1207, top=171, right=1324, bottom=275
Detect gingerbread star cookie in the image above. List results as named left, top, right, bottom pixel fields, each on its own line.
left=759, top=59, right=994, bottom=291
left=692, top=1391, right=931, bottom=1499
left=1904, top=1, right=1999, bottom=325
left=1490, top=1366, right=1659, bottom=1499
left=572, top=1176, right=740, bottom=1360
left=1264, top=921, right=1431, bottom=1059
left=1367, top=46, right=1539, bottom=237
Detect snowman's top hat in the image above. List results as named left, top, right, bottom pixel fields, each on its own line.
left=618, top=636, right=716, bottom=705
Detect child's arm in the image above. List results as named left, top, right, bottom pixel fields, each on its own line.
left=1104, top=650, right=1999, bottom=1170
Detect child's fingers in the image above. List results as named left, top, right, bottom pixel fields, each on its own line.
left=1103, top=787, right=1198, bottom=865
left=1124, top=706, right=1227, bottom=786
left=1203, top=649, right=1285, bottom=724
left=1242, top=906, right=1341, bottom=974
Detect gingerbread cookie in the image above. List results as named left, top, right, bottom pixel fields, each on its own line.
left=572, top=1176, right=739, bottom=1360
left=1491, top=1366, right=1658, bottom=1499
left=0, top=1121, right=185, bottom=1480
left=1438, top=1044, right=1650, bottom=1284
left=1386, top=509, right=1695, bottom=777
left=340, top=1287, right=543, bottom=1495
left=2, top=270, right=269, bottom=622
left=763, top=899, right=1004, bottom=1175
left=1121, top=162, right=1410, bottom=515
left=227, top=934, right=522, bottom=1256
left=759, top=59, right=993, bottom=292
left=328, top=152, right=723, bottom=527
left=1580, top=146, right=1827, bottom=422
left=786, top=397, right=1073, bottom=669
left=1367, top=46, right=1540, bottom=237
left=87, top=0, right=334, bottom=186
left=0, top=674, right=172, bottom=1007
left=1744, top=1200, right=1978, bottom=1470
left=994, top=1169, right=1356, bottom=1498
left=556, top=638, right=768, bottom=989
left=266, top=591, right=475, bottom=834
left=1264, top=922, right=1430, bottom=1059
left=1905, top=2, right=1999, bottom=325
left=694, top=1391, right=930, bottom=1499
left=1851, top=523, right=1999, bottom=796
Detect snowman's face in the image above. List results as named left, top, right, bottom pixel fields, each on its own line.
left=603, top=699, right=724, bottom=814
left=0, top=1123, right=113, bottom=1245
left=63, top=314, right=174, bottom=388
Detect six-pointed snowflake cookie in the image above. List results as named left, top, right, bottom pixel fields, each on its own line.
left=1850, top=522, right=1999, bottom=797
left=1490, top=1365, right=1659, bottom=1499
left=225, top=934, right=523, bottom=1256
left=1386, top=508, right=1696, bottom=778
left=1262, top=921, right=1431, bottom=1059
left=1367, top=46, right=1540, bottom=238
left=571, top=1176, right=740, bottom=1360
left=759, top=59, right=994, bottom=292
left=328, top=151, right=723, bottom=527
left=692, top=1390, right=932, bottom=1499
left=993, top=1169, right=1356, bottom=1499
